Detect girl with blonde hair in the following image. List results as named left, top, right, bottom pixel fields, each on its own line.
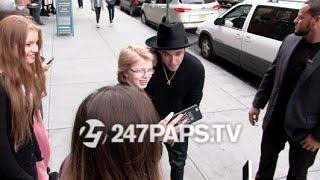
left=118, top=44, right=157, bottom=89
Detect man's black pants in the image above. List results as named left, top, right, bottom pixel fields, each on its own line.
left=78, top=0, right=83, bottom=8
left=107, top=5, right=115, bottom=23
left=165, top=137, right=188, bottom=180
left=256, top=118, right=318, bottom=180
left=94, top=7, right=101, bottom=23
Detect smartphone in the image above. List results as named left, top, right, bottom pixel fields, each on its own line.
left=170, top=104, right=202, bottom=124
left=243, top=160, right=253, bottom=180
left=46, top=57, right=54, bottom=65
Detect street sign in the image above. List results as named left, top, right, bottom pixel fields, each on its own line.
left=56, top=0, right=74, bottom=36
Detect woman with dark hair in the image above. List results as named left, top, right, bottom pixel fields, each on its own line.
left=0, top=15, right=46, bottom=179
left=60, top=85, right=176, bottom=180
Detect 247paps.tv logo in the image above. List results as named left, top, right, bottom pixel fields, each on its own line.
left=79, top=119, right=107, bottom=148
left=79, top=119, right=242, bottom=148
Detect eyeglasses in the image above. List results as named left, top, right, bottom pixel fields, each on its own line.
left=129, top=68, right=155, bottom=76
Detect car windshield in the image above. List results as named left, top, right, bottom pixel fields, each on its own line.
left=180, top=0, right=216, bottom=4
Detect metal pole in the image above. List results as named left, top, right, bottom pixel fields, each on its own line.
left=165, top=0, right=169, bottom=23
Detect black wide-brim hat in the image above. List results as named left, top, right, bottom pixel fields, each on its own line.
left=145, top=22, right=198, bottom=50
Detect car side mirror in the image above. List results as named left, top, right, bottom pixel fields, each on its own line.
left=214, top=18, right=224, bottom=26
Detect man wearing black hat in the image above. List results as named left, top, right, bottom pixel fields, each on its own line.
left=145, top=22, right=205, bottom=180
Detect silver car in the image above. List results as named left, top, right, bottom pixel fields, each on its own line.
left=141, top=0, right=222, bottom=30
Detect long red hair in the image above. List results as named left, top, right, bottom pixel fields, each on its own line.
left=0, top=15, right=46, bottom=151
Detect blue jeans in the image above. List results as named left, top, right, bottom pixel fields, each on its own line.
left=29, top=2, right=42, bottom=24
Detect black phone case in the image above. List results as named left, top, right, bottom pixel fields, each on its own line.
left=171, top=104, right=202, bottom=124
left=47, top=58, right=54, bottom=64
left=242, top=160, right=253, bottom=180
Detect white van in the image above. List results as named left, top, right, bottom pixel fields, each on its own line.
left=196, top=0, right=306, bottom=77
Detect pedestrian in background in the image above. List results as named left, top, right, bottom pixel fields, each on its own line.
left=106, top=0, right=116, bottom=26
left=91, top=0, right=104, bottom=28
left=249, top=0, right=320, bottom=179
left=31, top=0, right=44, bottom=25
left=78, top=0, right=83, bottom=8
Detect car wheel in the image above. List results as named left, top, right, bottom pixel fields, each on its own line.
left=141, top=12, right=148, bottom=25
left=199, top=35, right=214, bottom=59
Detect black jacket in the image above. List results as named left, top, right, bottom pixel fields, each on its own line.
left=0, top=77, right=41, bottom=180
left=145, top=52, right=205, bottom=119
left=253, top=34, right=320, bottom=142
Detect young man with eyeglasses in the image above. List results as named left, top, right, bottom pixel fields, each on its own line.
left=117, top=44, right=157, bottom=90
left=145, top=22, right=205, bottom=180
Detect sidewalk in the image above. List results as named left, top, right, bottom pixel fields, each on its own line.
left=40, top=1, right=319, bottom=179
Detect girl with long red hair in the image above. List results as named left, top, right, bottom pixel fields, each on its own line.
left=0, top=15, right=46, bottom=179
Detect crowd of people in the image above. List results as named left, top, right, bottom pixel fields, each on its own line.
left=0, top=0, right=320, bottom=179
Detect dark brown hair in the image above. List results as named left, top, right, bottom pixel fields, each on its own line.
left=64, top=85, right=162, bottom=180
left=0, top=15, right=46, bottom=151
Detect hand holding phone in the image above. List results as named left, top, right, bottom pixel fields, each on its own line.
left=170, top=104, right=202, bottom=124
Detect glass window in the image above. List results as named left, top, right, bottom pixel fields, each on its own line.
left=179, top=0, right=216, bottom=4
left=247, top=6, right=298, bottom=41
left=222, top=5, right=252, bottom=30
left=156, top=0, right=167, bottom=4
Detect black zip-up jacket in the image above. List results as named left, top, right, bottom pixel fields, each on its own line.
left=0, top=77, right=41, bottom=180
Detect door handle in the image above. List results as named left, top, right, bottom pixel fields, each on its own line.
left=245, top=36, right=252, bottom=42
left=235, top=33, right=241, bottom=39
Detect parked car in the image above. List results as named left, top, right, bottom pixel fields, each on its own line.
left=196, top=0, right=304, bottom=77
left=217, top=0, right=244, bottom=8
left=120, top=0, right=145, bottom=16
left=141, top=0, right=221, bottom=30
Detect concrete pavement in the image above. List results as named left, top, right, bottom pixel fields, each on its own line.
left=39, top=1, right=320, bottom=179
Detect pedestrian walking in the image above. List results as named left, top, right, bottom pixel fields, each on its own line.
left=248, top=0, right=320, bottom=179
left=91, top=0, right=104, bottom=28
left=106, top=0, right=116, bottom=26
left=78, top=0, right=83, bottom=8
left=31, top=0, right=44, bottom=25
left=145, top=22, right=205, bottom=180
